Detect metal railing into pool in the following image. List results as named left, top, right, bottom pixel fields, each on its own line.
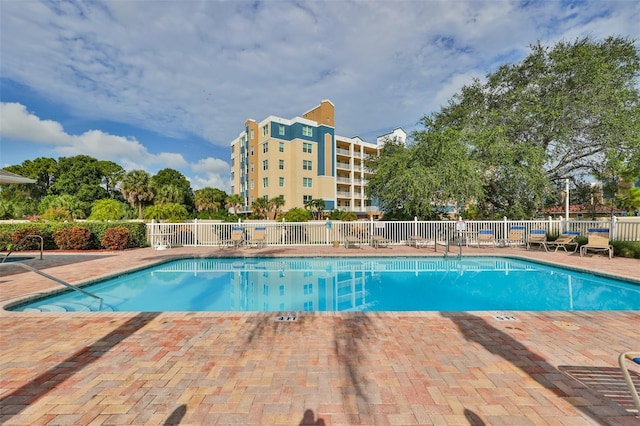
left=0, top=261, right=102, bottom=302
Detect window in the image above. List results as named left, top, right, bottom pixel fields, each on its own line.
left=279, top=159, right=284, bottom=170
left=250, top=146, right=254, bottom=156
left=250, top=180, right=254, bottom=189
left=303, top=301, right=313, bottom=311
left=279, top=142, right=284, bottom=152
left=262, top=160, right=268, bottom=170
left=279, top=285, right=285, bottom=296
left=303, top=177, right=312, bottom=188
left=303, top=195, right=312, bottom=203
left=263, top=284, right=268, bottom=296
left=279, top=124, right=285, bottom=136
left=263, top=177, right=268, bottom=188
left=262, top=125, right=269, bottom=136
left=303, top=160, right=312, bottom=171
left=250, top=163, right=254, bottom=172
left=250, top=129, right=255, bottom=140
left=279, top=177, right=284, bottom=187
left=303, top=142, right=312, bottom=153
left=302, top=126, right=313, bottom=137
left=304, top=283, right=313, bottom=294
left=262, top=142, right=268, bottom=153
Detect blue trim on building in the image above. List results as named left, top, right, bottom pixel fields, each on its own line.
left=317, top=125, right=334, bottom=177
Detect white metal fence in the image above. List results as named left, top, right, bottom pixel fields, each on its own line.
left=147, top=216, right=640, bottom=248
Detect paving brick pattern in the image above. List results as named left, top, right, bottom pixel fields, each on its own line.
left=1, top=245, right=639, bottom=425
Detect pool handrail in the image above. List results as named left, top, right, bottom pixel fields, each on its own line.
left=1, top=234, right=43, bottom=263
left=0, top=261, right=102, bottom=301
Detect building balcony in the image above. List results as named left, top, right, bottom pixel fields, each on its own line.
left=336, top=162, right=351, bottom=170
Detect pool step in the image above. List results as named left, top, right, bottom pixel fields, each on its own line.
left=22, top=301, right=114, bottom=312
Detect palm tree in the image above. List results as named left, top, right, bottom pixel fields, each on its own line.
left=155, top=184, right=184, bottom=205
left=305, top=198, right=326, bottom=220
left=194, top=188, right=222, bottom=212
left=251, top=196, right=269, bottom=219
left=121, top=170, right=155, bottom=219
left=225, top=194, right=245, bottom=215
left=268, top=195, right=285, bottom=220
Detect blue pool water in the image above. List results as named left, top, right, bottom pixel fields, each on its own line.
left=10, top=257, right=640, bottom=312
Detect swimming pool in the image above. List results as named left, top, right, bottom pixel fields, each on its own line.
left=10, top=257, right=640, bottom=312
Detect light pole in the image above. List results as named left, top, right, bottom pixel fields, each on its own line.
left=565, top=179, right=570, bottom=223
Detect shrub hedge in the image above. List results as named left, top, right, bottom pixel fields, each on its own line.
left=0, top=221, right=148, bottom=251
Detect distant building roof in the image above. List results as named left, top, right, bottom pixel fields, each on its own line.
left=0, top=169, right=35, bottom=184
left=542, top=204, right=625, bottom=215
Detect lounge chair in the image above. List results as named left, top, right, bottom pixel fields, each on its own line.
left=227, top=227, right=245, bottom=248
left=580, top=228, right=613, bottom=259
left=344, top=236, right=361, bottom=249
left=371, top=235, right=391, bottom=249
left=545, top=232, right=579, bottom=253
left=371, top=222, right=391, bottom=249
left=475, top=229, right=496, bottom=248
left=527, top=229, right=547, bottom=251
left=502, top=226, right=525, bottom=248
left=248, top=227, right=267, bottom=248
left=618, top=351, right=640, bottom=413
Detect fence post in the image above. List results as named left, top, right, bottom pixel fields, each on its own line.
left=414, top=216, right=418, bottom=237
left=281, top=218, right=286, bottom=245
left=503, top=216, right=508, bottom=240
left=611, top=216, right=617, bottom=240
left=193, top=218, right=198, bottom=246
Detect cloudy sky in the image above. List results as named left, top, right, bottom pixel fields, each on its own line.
left=1, top=0, right=638, bottom=192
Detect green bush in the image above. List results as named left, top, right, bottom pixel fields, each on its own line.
left=102, top=227, right=133, bottom=250
left=611, top=241, right=640, bottom=259
left=41, top=207, right=73, bottom=222
left=52, top=226, right=92, bottom=250
left=0, top=231, right=13, bottom=251
left=11, top=227, right=44, bottom=250
left=0, top=221, right=148, bottom=250
left=283, top=208, right=311, bottom=222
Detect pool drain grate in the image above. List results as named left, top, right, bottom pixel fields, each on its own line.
left=494, top=312, right=518, bottom=321
left=275, top=312, right=298, bottom=322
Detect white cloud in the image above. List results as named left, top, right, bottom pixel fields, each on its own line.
left=1, top=101, right=188, bottom=171
left=1, top=0, right=638, bottom=154
left=0, top=103, right=70, bottom=144
left=1, top=0, right=636, bottom=198
left=191, top=157, right=231, bottom=191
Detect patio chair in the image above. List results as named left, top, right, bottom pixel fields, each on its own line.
left=545, top=232, right=579, bottom=253
left=371, top=222, right=391, bottom=249
left=371, top=235, right=391, bottom=249
left=618, top=351, right=640, bottom=414
left=580, top=228, right=613, bottom=259
left=227, top=227, right=245, bottom=248
left=344, top=236, right=361, bottom=249
left=248, top=227, right=267, bottom=248
left=475, top=229, right=496, bottom=248
left=527, top=229, right=548, bottom=251
left=502, top=226, right=526, bottom=248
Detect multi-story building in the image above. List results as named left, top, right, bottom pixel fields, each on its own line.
left=230, top=100, right=406, bottom=218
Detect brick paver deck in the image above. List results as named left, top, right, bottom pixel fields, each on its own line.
left=1, top=245, right=639, bottom=425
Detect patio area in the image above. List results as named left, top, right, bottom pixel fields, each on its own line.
left=1, top=245, right=639, bottom=425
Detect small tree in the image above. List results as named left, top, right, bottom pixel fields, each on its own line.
left=283, top=207, right=312, bottom=222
